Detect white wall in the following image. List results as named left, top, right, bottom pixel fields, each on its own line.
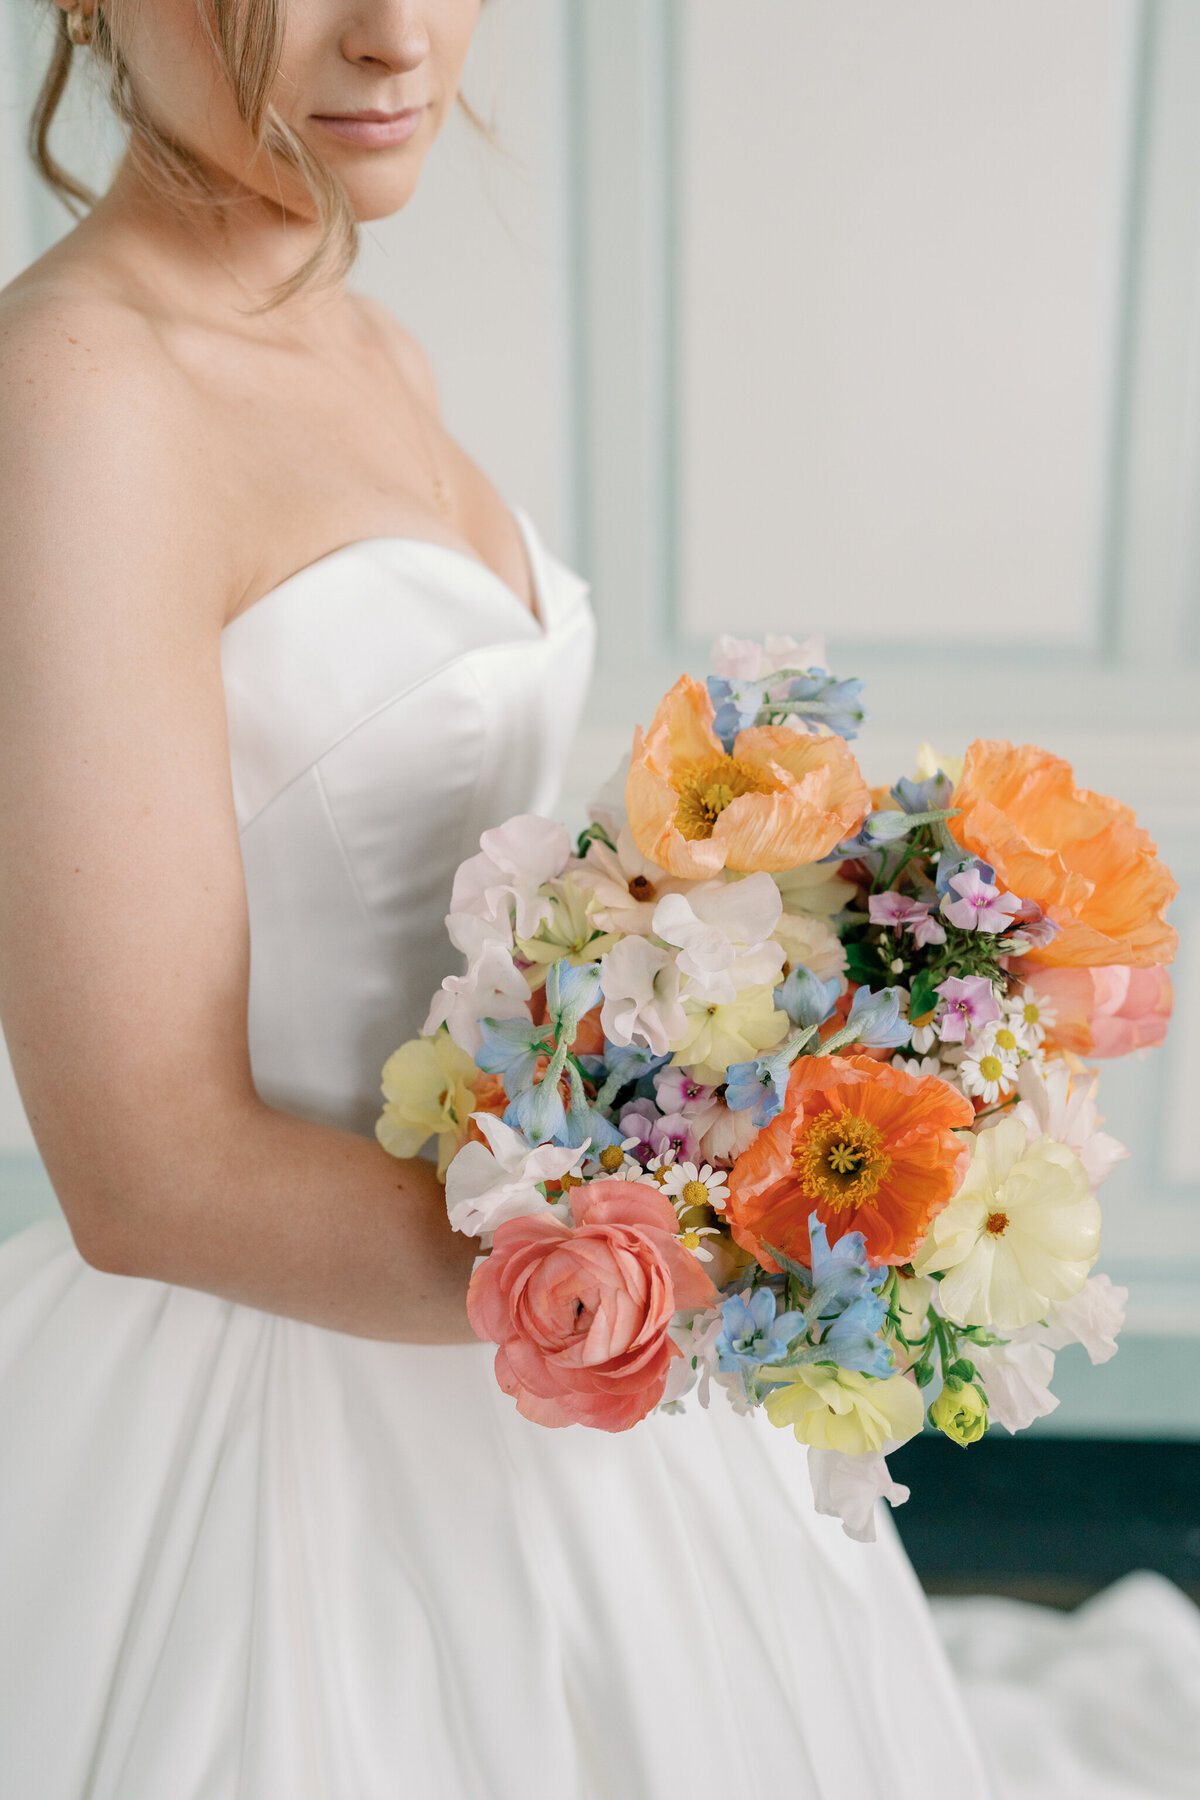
left=2, top=0, right=1198, bottom=1352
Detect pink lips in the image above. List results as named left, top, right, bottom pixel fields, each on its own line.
left=310, top=108, right=425, bottom=148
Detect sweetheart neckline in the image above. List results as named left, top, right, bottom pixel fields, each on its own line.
left=221, top=502, right=553, bottom=638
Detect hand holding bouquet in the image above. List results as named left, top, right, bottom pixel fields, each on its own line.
left=377, top=633, right=1177, bottom=1538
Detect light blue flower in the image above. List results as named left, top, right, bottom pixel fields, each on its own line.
left=725, top=1035, right=801, bottom=1126
left=782, top=672, right=867, bottom=741
left=477, top=1017, right=554, bottom=1097
left=504, top=1076, right=567, bottom=1145
left=779, top=965, right=841, bottom=1030
left=844, top=985, right=913, bottom=1050
left=715, top=1290, right=807, bottom=1392
left=545, top=958, right=602, bottom=1032
left=891, top=772, right=954, bottom=814
left=935, top=852, right=995, bottom=901
left=801, top=1215, right=893, bottom=1377
left=706, top=676, right=769, bottom=752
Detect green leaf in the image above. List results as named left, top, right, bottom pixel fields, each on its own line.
left=845, top=941, right=887, bottom=985
left=908, top=967, right=941, bottom=1022
left=575, top=820, right=616, bottom=857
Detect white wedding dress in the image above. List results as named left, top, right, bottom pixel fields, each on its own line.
left=0, top=506, right=990, bottom=1800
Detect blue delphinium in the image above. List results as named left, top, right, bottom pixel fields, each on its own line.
left=706, top=676, right=768, bottom=752
left=724, top=1035, right=802, bottom=1126
left=802, top=1216, right=892, bottom=1378
left=843, top=984, right=913, bottom=1050
left=715, top=1290, right=807, bottom=1398
left=477, top=1017, right=554, bottom=1097
left=779, top=965, right=840, bottom=1031
left=782, top=671, right=867, bottom=740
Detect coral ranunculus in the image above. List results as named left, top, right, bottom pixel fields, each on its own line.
left=466, top=1180, right=716, bottom=1432
left=948, top=741, right=1178, bottom=968
left=626, top=674, right=872, bottom=879
left=725, top=1055, right=974, bottom=1268
left=1018, top=963, right=1173, bottom=1059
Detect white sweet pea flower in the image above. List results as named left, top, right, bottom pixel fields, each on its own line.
left=1013, top=1058, right=1129, bottom=1190
left=449, top=815, right=570, bottom=941
left=652, top=873, right=784, bottom=1005
left=772, top=860, right=857, bottom=920
left=806, top=1445, right=911, bottom=1544
left=599, top=935, right=687, bottom=1057
left=424, top=938, right=532, bottom=1054
left=569, top=826, right=696, bottom=936
left=1037, top=1272, right=1128, bottom=1364
left=444, top=1114, right=587, bottom=1236
left=971, top=1338, right=1059, bottom=1434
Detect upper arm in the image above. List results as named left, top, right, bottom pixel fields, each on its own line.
left=0, top=295, right=258, bottom=1259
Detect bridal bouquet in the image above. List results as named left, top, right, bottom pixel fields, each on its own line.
left=376, top=635, right=1177, bottom=1539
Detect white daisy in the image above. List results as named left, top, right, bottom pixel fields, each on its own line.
left=675, top=1221, right=722, bottom=1261
left=584, top=1138, right=656, bottom=1183
left=910, top=1020, right=939, bottom=1054
left=891, top=1053, right=944, bottom=1080
left=1005, top=988, right=1055, bottom=1048
left=659, top=1160, right=732, bottom=1213
left=958, top=1047, right=1015, bottom=1106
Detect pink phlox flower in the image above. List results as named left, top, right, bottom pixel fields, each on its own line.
left=710, top=631, right=827, bottom=684
left=934, top=974, right=1002, bottom=1043
left=940, top=866, right=1023, bottom=934
left=650, top=1111, right=701, bottom=1164
left=653, top=1065, right=719, bottom=1116
left=868, top=891, right=947, bottom=947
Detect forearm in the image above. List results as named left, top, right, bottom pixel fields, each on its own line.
left=65, top=1100, right=481, bottom=1344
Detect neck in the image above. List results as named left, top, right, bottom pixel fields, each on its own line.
left=82, top=147, right=345, bottom=332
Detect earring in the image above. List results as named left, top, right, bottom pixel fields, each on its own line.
left=65, top=5, right=96, bottom=45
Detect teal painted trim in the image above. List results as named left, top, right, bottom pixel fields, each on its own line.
left=1096, top=0, right=1156, bottom=664
left=0, top=1154, right=60, bottom=1242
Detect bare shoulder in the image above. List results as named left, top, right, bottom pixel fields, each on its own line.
left=351, top=291, right=443, bottom=418
left=0, top=276, right=236, bottom=631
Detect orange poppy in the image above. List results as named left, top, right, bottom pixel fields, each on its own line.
left=626, top=675, right=871, bottom=879
left=948, top=741, right=1178, bottom=968
left=725, top=1054, right=973, bottom=1269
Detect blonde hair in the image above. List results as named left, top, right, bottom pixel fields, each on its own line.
left=28, top=0, right=497, bottom=309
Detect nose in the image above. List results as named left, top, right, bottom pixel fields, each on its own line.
left=341, top=2, right=431, bottom=72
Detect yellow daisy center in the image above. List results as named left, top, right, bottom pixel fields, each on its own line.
left=598, top=1145, right=625, bottom=1172
left=673, top=755, right=777, bottom=841
left=1021, top=1002, right=1040, bottom=1025
left=793, top=1109, right=892, bottom=1212
left=681, top=1179, right=710, bottom=1208
left=978, top=1055, right=1004, bottom=1082
left=993, top=1028, right=1018, bottom=1053
left=985, top=1210, right=1009, bottom=1236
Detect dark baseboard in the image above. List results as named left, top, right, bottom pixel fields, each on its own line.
left=889, top=1435, right=1200, bottom=1604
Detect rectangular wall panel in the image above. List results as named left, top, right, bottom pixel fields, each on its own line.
left=676, top=0, right=1138, bottom=648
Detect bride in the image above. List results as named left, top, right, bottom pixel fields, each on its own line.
left=0, top=3, right=990, bottom=1795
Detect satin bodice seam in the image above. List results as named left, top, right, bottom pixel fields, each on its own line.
left=231, top=626, right=582, bottom=838
left=310, top=762, right=391, bottom=960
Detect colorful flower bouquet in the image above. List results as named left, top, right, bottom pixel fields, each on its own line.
left=377, top=634, right=1178, bottom=1540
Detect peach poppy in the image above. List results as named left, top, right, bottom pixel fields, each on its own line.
left=626, top=675, right=871, bottom=879
left=725, top=1054, right=974, bottom=1269
left=948, top=741, right=1178, bottom=968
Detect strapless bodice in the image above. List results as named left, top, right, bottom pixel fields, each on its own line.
left=219, top=505, right=594, bottom=1136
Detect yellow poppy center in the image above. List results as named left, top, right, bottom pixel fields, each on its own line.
left=598, top=1145, right=625, bottom=1172
left=793, top=1109, right=892, bottom=1212
left=985, top=1210, right=1009, bottom=1236
left=673, top=755, right=776, bottom=841
left=978, top=1055, right=1004, bottom=1082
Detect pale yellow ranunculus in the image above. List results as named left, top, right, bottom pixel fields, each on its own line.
left=376, top=1031, right=480, bottom=1176
left=671, top=983, right=788, bottom=1085
left=762, top=1364, right=924, bottom=1456
left=912, top=1116, right=1100, bottom=1330
left=514, top=876, right=618, bottom=976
